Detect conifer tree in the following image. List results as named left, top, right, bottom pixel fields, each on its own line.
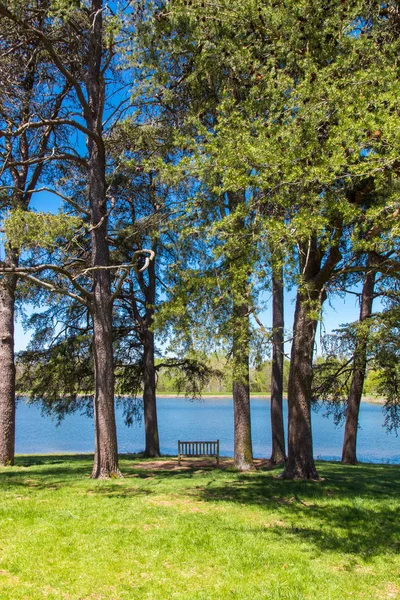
left=0, top=0, right=152, bottom=477
left=0, top=8, right=70, bottom=465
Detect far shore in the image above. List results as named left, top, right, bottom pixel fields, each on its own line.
left=19, top=393, right=386, bottom=404
left=156, top=393, right=386, bottom=404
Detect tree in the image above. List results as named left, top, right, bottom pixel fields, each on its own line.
left=342, top=258, right=376, bottom=464
left=269, top=260, right=286, bottom=464
left=109, top=166, right=165, bottom=458
left=0, top=8, right=70, bottom=464
left=0, top=0, right=150, bottom=477
left=173, top=0, right=400, bottom=478
left=132, top=3, right=263, bottom=470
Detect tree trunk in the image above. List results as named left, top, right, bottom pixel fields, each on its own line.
left=226, top=189, right=253, bottom=471
left=88, top=0, right=120, bottom=478
left=0, top=256, right=17, bottom=466
left=342, top=263, right=375, bottom=465
left=232, top=302, right=253, bottom=471
left=281, top=291, right=319, bottom=480
left=92, top=298, right=120, bottom=478
left=90, top=145, right=119, bottom=477
left=270, top=264, right=286, bottom=464
left=143, top=328, right=160, bottom=457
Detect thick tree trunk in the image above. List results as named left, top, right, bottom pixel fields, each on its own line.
left=226, top=189, right=253, bottom=471
left=281, top=293, right=319, bottom=479
left=143, top=328, right=160, bottom=457
left=88, top=0, right=119, bottom=478
left=342, top=264, right=375, bottom=465
left=90, top=141, right=119, bottom=478
left=92, top=297, right=120, bottom=478
left=232, top=303, right=253, bottom=471
left=0, top=257, right=17, bottom=466
left=270, top=264, right=286, bottom=464
left=89, top=156, right=120, bottom=478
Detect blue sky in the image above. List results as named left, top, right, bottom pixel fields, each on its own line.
left=12, top=189, right=365, bottom=355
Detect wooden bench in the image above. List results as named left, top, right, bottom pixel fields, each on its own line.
left=178, top=440, right=219, bottom=466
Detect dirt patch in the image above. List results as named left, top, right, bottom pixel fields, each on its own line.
left=0, top=569, right=19, bottom=584
left=126, top=457, right=277, bottom=473
left=381, top=583, right=400, bottom=599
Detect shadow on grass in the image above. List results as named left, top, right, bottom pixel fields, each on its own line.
left=0, top=454, right=94, bottom=489
left=2, top=455, right=400, bottom=557
left=1, top=453, right=204, bottom=489
left=264, top=504, right=400, bottom=558
left=196, top=462, right=400, bottom=558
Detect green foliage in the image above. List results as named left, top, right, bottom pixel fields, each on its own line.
left=16, top=333, right=94, bottom=421
left=368, top=306, right=400, bottom=433
left=3, top=209, right=83, bottom=252
left=312, top=354, right=353, bottom=425
left=156, top=355, right=222, bottom=399
left=156, top=356, right=290, bottom=395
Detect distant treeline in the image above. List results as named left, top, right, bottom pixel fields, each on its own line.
left=16, top=356, right=381, bottom=398
left=157, top=358, right=381, bottom=397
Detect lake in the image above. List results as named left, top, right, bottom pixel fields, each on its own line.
left=15, top=397, right=400, bottom=464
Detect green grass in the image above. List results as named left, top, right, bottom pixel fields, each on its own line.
left=0, top=456, right=399, bottom=599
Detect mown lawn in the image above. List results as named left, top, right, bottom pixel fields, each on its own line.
left=0, top=455, right=399, bottom=599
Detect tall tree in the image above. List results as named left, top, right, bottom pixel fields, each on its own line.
left=131, top=4, right=259, bottom=469
left=0, top=10, right=69, bottom=465
left=110, top=169, right=164, bottom=458
left=167, top=0, right=400, bottom=478
left=0, top=0, right=145, bottom=477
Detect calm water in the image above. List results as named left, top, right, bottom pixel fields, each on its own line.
left=15, top=397, right=400, bottom=464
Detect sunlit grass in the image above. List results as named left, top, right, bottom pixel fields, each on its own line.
left=0, top=455, right=399, bottom=599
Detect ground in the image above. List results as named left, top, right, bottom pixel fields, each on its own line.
left=0, top=455, right=399, bottom=599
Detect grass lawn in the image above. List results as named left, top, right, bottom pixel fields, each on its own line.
left=0, top=456, right=399, bottom=599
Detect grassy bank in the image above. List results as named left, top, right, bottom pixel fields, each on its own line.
left=0, top=456, right=399, bottom=599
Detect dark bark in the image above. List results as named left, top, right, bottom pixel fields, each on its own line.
left=226, top=190, right=253, bottom=471
left=92, top=293, right=119, bottom=478
left=270, top=264, right=286, bottom=464
left=232, top=302, right=253, bottom=471
left=143, top=328, right=160, bottom=457
left=0, top=256, right=17, bottom=466
left=281, top=291, right=319, bottom=479
left=88, top=0, right=120, bottom=478
left=280, top=230, right=343, bottom=480
left=141, top=250, right=160, bottom=458
left=89, top=141, right=119, bottom=478
left=280, top=237, right=332, bottom=480
left=342, top=262, right=375, bottom=465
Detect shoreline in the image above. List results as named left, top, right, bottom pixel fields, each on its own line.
left=156, top=394, right=386, bottom=404
left=19, top=393, right=386, bottom=404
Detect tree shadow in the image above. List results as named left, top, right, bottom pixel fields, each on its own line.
left=264, top=503, right=400, bottom=558
left=85, top=485, right=154, bottom=499
left=2, top=455, right=400, bottom=558
left=196, top=462, right=400, bottom=558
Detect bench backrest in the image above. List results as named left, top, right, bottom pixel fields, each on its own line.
left=178, top=440, right=219, bottom=456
